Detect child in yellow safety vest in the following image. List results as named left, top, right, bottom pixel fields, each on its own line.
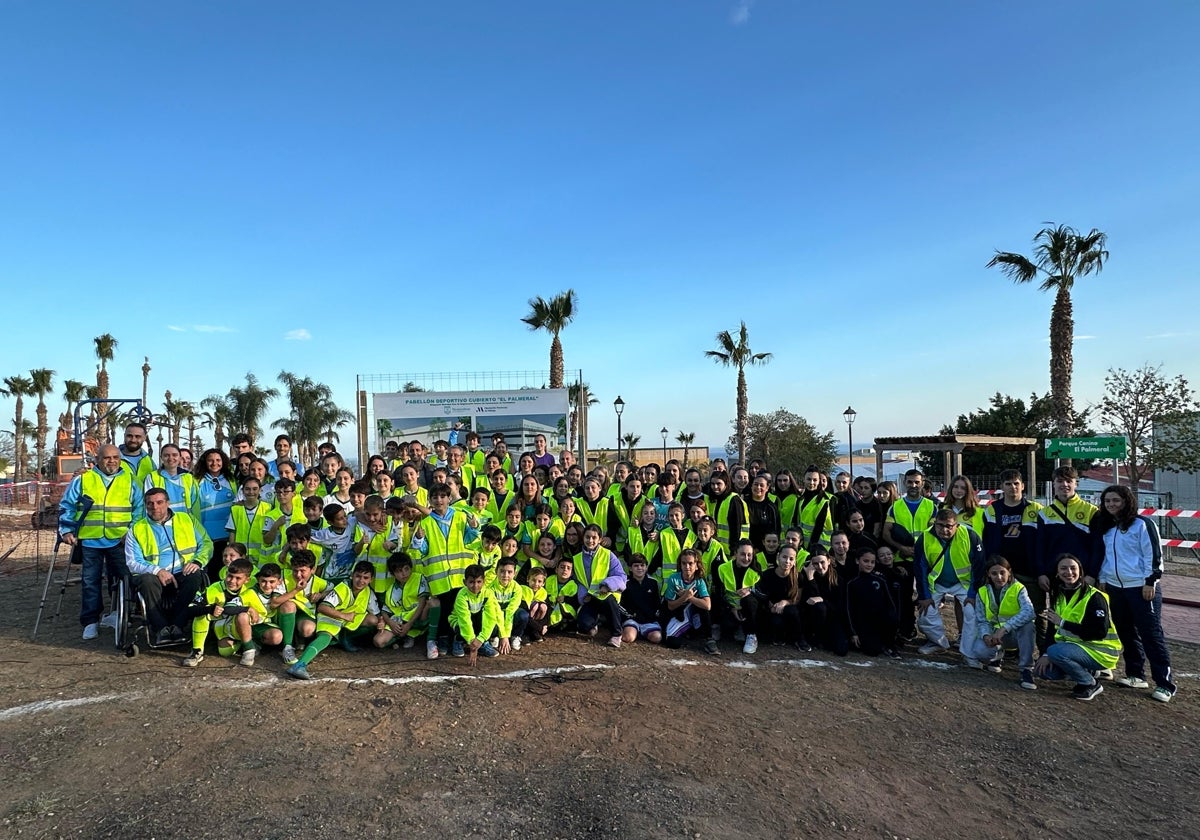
left=183, top=558, right=257, bottom=669
left=374, top=551, right=432, bottom=656
left=546, top=556, right=579, bottom=632
left=286, top=561, right=381, bottom=680
left=448, top=564, right=502, bottom=663
left=269, top=548, right=329, bottom=665
left=523, top=567, right=550, bottom=641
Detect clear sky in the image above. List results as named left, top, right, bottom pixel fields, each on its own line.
left=2, top=1, right=1198, bottom=457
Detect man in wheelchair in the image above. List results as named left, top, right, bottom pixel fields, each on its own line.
left=124, top=487, right=213, bottom=643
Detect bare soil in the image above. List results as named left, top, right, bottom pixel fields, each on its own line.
left=1, top=519, right=1197, bottom=840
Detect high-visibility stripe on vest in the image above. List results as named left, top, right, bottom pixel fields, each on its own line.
left=610, top=493, right=645, bottom=552
left=777, top=493, right=800, bottom=532
left=717, top=561, right=760, bottom=609
left=978, top=580, right=1026, bottom=627
left=890, top=497, right=936, bottom=538
left=78, top=470, right=136, bottom=541
left=146, top=470, right=199, bottom=516
left=384, top=571, right=426, bottom=624
left=264, top=502, right=307, bottom=562
left=655, top=528, right=694, bottom=586
left=625, top=526, right=662, bottom=571
left=128, top=513, right=200, bottom=571
left=362, top=519, right=396, bottom=593
left=1054, top=586, right=1122, bottom=669
left=575, top=495, right=610, bottom=530
left=420, top=511, right=475, bottom=596
left=796, top=495, right=831, bottom=548
left=712, top=493, right=749, bottom=555
left=574, top=546, right=621, bottom=603
left=919, top=526, right=974, bottom=593
left=315, top=582, right=373, bottom=635
left=230, top=504, right=270, bottom=564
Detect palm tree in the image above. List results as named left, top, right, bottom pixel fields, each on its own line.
left=567, top=381, right=598, bottom=452
left=93, top=333, right=118, bottom=442
left=61, top=378, right=86, bottom=437
left=223, top=373, right=279, bottom=444
left=675, top=431, right=695, bottom=467
left=3, top=375, right=34, bottom=481
left=520, top=289, right=578, bottom=389
left=622, top=432, right=641, bottom=462
left=200, top=397, right=233, bottom=453
left=29, top=368, right=55, bottom=479
left=276, top=371, right=349, bottom=465
left=705, top=321, right=772, bottom=465
left=162, top=392, right=194, bottom=446
left=987, top=224, right=1109, bottom=435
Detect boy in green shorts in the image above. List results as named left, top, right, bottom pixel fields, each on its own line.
left=286, top=561, right=380, bottom=680
left=270, top=547, right=328, bottom=664
left=375, top=551, right=434, bottom=656
left=242, top=562, right=286, bottom=663
left=448, top=564, right=501, bottom=664
left=183, top=558, right=257, bottom=668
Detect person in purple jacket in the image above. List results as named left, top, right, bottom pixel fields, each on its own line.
left=572, top=523, right=628, bottom=647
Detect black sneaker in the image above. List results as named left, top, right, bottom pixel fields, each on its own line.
left=1073, top=682, right=1103, bottom=702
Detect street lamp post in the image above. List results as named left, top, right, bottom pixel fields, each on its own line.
left=614, top=396, right=625, bottom=462
left=660, top=426, right=668, bottom=466
left=843, top=406, right=857, bottom=482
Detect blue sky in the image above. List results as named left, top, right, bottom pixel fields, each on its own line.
left=3, top=1, right=1198, bottom=457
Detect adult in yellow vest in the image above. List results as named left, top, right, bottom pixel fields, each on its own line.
left=914, top=509, right=985, bottom=664
left=59, top=444, right=145, bottom=640
left=793, top=469, right=833, bottom=553
left=145, top=443, right=199, bottom=519
left=125, top=487, right=212, bottom=642
left=882, top=468, right=937, bottom=560
left=1034, top=553, right=1122, bottom=701
left=118, top=422, right=155, bottom=487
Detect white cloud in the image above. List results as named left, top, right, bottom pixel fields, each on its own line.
left=192, top=324, right=234, bottom=333
left=1144, top=331, right=1195, bottom=339
left=285, top=328, right=312, bottom=341
left=730, top=0, right=753, bottom=25
left=166, top=325, right=186, bottom=332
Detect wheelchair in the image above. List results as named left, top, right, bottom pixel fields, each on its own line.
left=114, top=570, right=208, bottom=658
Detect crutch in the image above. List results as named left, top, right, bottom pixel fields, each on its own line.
left=31, top=497, right=91, bottom=641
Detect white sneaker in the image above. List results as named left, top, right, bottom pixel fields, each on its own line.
left=426, top=640, right=439, bottom=660
left=1096, top=668, right=1114, bottom=681
left=99, top=612, right=118, bottom=630
left=82, top=623, right=99, bottom=640
left=743, top=634, right=758, bottom=655
left=963, top=657, right=984, bottom=670
left=511, top=636, right=522, bottom=651
left=281, top=645, right=298, bottom=665
left=1115, top=676, right=1150, bottom=689
left=240, top=649, right=257, bottom=667
left=402, top=636, right=415, bottom=649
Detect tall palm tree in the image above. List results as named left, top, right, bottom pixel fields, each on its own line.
left=705, top=321, right=772, bottom=465
left=29, top=368, right=55, bottom=479
left=223, top=373, right=279, bottom=445
left=200, top=397, right=232, bottom=453
left=520, top=289, right=578, bottom=389
left=276, top=371, right=349, bottom=465
left=93, top=333, right=118, bottom=442
left=987, top=224, right=1108, bottom=435
left=675, top=431, right=695, bottom=467
left=162, top=393, right=194, bottom=447
left=61, top=378, right=86, bottom=438
left=3, top=375, right=34, bottom=481
left=567, top=381, right=598, bottom=452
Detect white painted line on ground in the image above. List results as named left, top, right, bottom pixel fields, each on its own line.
left=0, top=693, right=138, bottom=722
left=281, top=663, right=614, bottom=687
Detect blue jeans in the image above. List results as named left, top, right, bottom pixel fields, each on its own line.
left=510, top=607, right=530, bottom=639
left=1043, top=642, right=1105, bottom=686
left=1107, top=585, right=1176, bottom=693
left=81, top=543, right=128, bottom=626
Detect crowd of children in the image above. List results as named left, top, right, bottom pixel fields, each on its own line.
left=167, top=432, right=1173, bottom=703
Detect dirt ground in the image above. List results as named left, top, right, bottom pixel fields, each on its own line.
left=1, top=519, right=1198, bottom=840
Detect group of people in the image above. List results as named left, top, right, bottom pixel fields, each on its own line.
left=57, top=424, right=1177, bottom=702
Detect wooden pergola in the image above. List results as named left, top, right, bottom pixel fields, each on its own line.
left=873, top=434, right=1039, bottom=488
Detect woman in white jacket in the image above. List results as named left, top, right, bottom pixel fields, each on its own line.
left=1094, top=485, right=1177, bottom=702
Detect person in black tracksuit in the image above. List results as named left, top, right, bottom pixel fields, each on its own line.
left=844, top=550, right=900, bottom=657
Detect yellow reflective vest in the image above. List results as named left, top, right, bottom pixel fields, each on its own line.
left=78, top=469, right=137, bottom=541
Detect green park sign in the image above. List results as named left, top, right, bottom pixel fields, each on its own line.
left=1044, top=436, right=1128, bottom=459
